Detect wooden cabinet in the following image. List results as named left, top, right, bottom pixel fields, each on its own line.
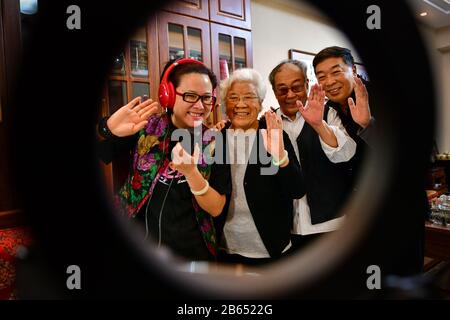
left=210, top=23, right=252, bottom=117
left=105, top=19, right=159, bottom=116
left=102, top=2, right=252, bottom=124
left=157, top=11, right=211, bottom=70
left=210, top=23, right=252, bottom=84
left=100, top=2, right=253, bottom=191
left=210, top=0, right=252, bottom=30
left=162, top=0, right=252, bottom=30
left=163, top=0, right=209, bottom=20
left=101, top=19, right=159, bottom=193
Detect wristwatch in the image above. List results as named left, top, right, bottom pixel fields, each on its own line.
left=98, top=116, right=118, bottom=139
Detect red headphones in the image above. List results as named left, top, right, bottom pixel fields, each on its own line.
left=158, top=58, right=206, bottom=109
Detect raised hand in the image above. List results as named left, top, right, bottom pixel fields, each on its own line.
left=170, top=142, right=200, bottom=177
left=348, top=76, right=371, bottom=128
left=107, top=96, right=161, bottom=137
left=261, top=110, right=285, bottom=162
left=212, top=119, right=230, bottom=132
left=297, top=83, right=325, bottom=128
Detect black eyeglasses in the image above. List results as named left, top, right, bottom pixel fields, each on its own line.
left=275, top=83, right=306, bottom=96
left=175, top=91, right=216, bottom=106
left=226, top=94, right=260, bottom=104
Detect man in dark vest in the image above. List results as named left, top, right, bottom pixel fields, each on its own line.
left=269, top=57, right=359, bottom=252
left=313, top=47, right=427, bottom=282
left=313, top=46, right=374, bottom=180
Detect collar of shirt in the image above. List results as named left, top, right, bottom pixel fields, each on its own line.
left=276, top=108, right=303, bottom=123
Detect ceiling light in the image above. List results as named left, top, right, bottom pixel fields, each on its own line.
left=20, top=0, right=38, bottom=15
left=420, top=12, right=428, bottom=16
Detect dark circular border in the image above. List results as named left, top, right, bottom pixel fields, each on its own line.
left=12, top=0, right=434, bottom=298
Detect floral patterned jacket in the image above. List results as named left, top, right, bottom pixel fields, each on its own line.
left=115, top=113, right=218, bottom=257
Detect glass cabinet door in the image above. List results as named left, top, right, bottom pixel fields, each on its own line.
left=211, top=23, right=252, bottom=121
left=187, top=27, right=203, bottom=61
left=211, top=23, right=252, bottom=80
left=131, top=82, right=150, bottom=99
left=128, top=27, right=151, bottom=103
left=234, top=37, right=247, bottom=70
left=105, top=22, right=158, bottom=111
left=168, top=23, right=185, bottom=61
left=107, top=81, right=127, bottom=114
left=218, top=34, right=232, bottom=78
left=111, top=52, right=126, bottom=76
left=101, top=19, right=159, bottom=193
left=129, top=27, right=149, bottom=78
left=157, top=12, right=211, bottom=71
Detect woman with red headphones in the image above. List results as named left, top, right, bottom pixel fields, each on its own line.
left=97, top=58, right=231, bottom=261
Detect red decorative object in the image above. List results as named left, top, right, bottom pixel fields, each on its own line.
left=0, top=227, right=33, bottom=300
left=219, top=59, right=229, bottom=80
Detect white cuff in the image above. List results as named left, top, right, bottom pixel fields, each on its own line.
left=319, top=125, right=356, bottom=163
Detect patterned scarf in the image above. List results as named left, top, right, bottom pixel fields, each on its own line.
left=115, top=113, right=218, bottom=257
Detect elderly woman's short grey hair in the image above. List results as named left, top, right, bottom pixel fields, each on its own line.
left=220, top=68, right=267, bottom=103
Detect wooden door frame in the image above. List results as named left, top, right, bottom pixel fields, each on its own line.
left=0, top=0, right=24, bottom=226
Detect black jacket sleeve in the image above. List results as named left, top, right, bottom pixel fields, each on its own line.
left=96, top=135, right=137, bottom=164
